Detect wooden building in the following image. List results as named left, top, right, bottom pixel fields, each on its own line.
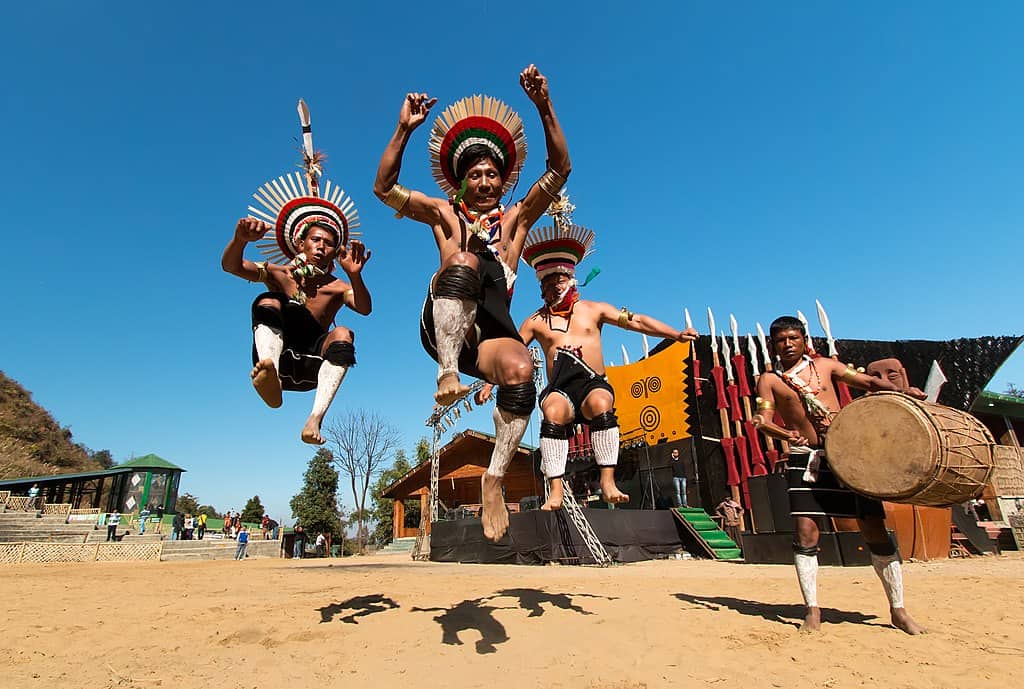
left=381, top=430, right=541, bottom=539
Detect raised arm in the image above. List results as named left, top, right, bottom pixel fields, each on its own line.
left=336, top=240, right=373, bottom=316
left=510, top=66, right=572, bottom=247
left=374, top=93, right=446, bottom=225
left=752, top=375, right=809, bottom=445
left=221, top=218, right=272, bottom=281
left=596, top=302, right=698, bottom=343
left=828, top=359, right=900, bottom=393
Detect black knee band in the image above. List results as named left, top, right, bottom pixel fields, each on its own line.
left=793, top=543, right=820, bottom=556
left=434, top=265, right=481, bottom=300
left=324, top=341, right=356, bottom=367
left=496, top=381, right=536, bottom=416
left=252, top=304, right=284, bottom=330
left=588, top=410, right=619, bottom=431
left=867, top=536, right=898, bottom=557
left=540, top=421, right=571, bottom=439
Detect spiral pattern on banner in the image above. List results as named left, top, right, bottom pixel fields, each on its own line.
left=630, top=381, right=645, bottom=398
left=646, top=376, right=662, bottom=393
left=640, top=405, right=661, bottom=432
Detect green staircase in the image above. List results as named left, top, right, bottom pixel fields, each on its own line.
left=671, top=508, right=742, bottom=560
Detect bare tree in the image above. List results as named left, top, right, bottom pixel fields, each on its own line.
left=324, top=410, right=401, bottom=552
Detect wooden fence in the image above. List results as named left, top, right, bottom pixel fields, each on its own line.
left=0, top=541, right=162, bottom=564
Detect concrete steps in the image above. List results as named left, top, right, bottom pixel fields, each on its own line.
left=159, top=539, right=281, bottom=561
left=378, top=536, right=417, bottom=554
left=0, top=510, right=99, bottom=543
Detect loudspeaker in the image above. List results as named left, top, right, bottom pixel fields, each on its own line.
left=747, top=476, right=775, bottom=533
left=768, top=473, right=792, bottom=532
left=740, top=532, right=843, bottom=565
left=836, top=531, right=872, bottom=566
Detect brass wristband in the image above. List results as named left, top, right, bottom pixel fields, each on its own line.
left=383, top=183, right=411, bottom=215
left=617, top=307, right=635, bottom=328
left=536, top=168, right=567, bottom=198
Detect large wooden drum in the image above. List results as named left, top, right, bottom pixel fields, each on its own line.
left=824, top=392, right=995, bottom=507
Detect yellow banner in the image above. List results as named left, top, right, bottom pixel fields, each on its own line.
left=605, top=341, right=692, bottom=445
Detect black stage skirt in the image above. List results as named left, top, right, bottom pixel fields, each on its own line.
left=251, top=292, right=329, bottom=392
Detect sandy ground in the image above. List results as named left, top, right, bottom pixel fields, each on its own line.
left=2, top=553, right=1022, bottom=689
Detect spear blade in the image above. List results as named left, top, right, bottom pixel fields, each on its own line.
left=642, top=334, right=650, bottom=359
left=729, top=314, right=740, bottom=355
left=297, top=98, right=314, bottom=161
left=708, top=308, right=718, bottom=353
left=815, top=299, right=839, bottom=357
left=756, top=322, right=770, bottom=364
left=684, top=308, right=693, bottom=331
left=747, top=334, right=761, bottom=378
left=621, top=344, right=631, bottom=366
left=721, top=332, right=734, bottom=380
left=796, top=310, right=815, bottom=354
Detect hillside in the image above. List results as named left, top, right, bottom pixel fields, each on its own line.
left=0, top=370, right=101, bottom=479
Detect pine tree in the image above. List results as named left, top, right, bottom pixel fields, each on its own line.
left=241, top=495, right=265, bottom=524
left=290, top=447, right=342, bottom=537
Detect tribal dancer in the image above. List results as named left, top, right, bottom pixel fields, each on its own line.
left=373, top=65, right=571, bottom=542
left=480, top=207, right=697, bottom=510
left=222, top=100, right=372, bottom=445
left=752, top=316, right=924, bottom=634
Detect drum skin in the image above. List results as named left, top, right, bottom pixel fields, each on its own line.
left=824, top=392, right=995, bottom=507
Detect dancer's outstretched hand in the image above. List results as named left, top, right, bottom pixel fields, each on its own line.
left=520, top=65, right=549, bottom=105
left=475, top=383, right=494, bottom=405
left=235, top=217, right=270, bottom=242
left=337, top=240, right=371, bottom=275
left=400, top=93, right=437, bottom=131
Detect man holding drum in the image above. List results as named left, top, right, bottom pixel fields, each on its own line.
left=752, top=316, right=924, bottom=635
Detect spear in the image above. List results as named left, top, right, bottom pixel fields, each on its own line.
left=722, top=333, right=753, bottom=519
left=796, top=310, right=816, bottom=356
left=730, top=316, right=768, bottom=477
left=756, top=322, right=787, bottom=469
left=620, top=344, right=630, bottom=366
left=685, top=308, right=701, bottom=396
left=815, top=299, right=853, bottom=407
left=747, top=333, right=779, bottom=472
left=296, top=99, right=321, bottom=197
left=708, top=309, right=743, bottom=515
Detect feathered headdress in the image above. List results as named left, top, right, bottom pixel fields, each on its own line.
left=247, top=99, right=360, bottom=263
left=428, top=95, right=527, bottom=199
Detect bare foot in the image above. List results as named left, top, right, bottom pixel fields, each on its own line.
left=541, top=479, right=564, bottom=511
left=600, top=477, right=630, bottom=505
left=891, top=607, right=925, bottom=635
left=300, top=416, right=325, bottom=445
left=480, top=473, right=509, bottom=542
left=435, top=372, right=470, bottom=406
left=801, top=606, right=821, bottom=632
left=251, top=359, right=283, bottom=408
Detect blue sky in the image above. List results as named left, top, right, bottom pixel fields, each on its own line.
left=1, top=2, right=1021, bottom=522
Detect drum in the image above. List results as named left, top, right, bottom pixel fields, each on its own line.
left=824, top=392, right=995, bottom=507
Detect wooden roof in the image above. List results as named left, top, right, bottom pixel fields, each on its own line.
left=382, top=429, right=535, bottom=500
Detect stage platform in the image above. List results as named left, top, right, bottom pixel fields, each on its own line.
left=429, top=509, right=689, bottom=565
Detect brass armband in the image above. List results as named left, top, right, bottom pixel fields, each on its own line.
left=536, top=168, right=567, bottom=198
left=383, top=183, right=411, bottom=216
left=756, top=397, right=775, bottom=412
left=840, top=365, right=858, bottom=382
left=617, top=307, right=635, bottom=328
left=254, top=261, right=268, bottom=283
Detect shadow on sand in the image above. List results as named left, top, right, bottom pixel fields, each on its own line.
left=673, top=593, right=883, bottom=629
left=317, top=594, right=400, bottom=624
left=411, top=587, right=615, bottom=654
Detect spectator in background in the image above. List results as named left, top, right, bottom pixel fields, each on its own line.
left=315, top=532, right=327, bottom=557
left=670, top=449, right=688, bottom=508
left=234, top=526, right=250, bottom=560
left=715, top=496, right=743, bottom=545
left=172, top=511, right=184, bottom=541
left=154, top=504, right=164, bottom=533
left=196, top=512, right=207, bottom=540
left=26, top=483, right=40, bottom=511
left=184, top=514, right=195, bottom=540
left=106, top=510, right=121, bottom=542
left=138, top=506, right=151, bottom=535
left=293, top=525, right=307, bottom=559
left=261, top=515, right=270, bottom=540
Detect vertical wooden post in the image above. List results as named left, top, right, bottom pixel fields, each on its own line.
left=392, top=500, right=404, bottom=540
left=420, top=494, right=430, bottom=535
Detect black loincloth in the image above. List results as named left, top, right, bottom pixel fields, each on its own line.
left=419, top=250, right=522, bottom=381
left=538, top=348, right=614, bottom=423
left=251, top=292, right=329, bottom=392
left=787, top=451, right=886, bottom=519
